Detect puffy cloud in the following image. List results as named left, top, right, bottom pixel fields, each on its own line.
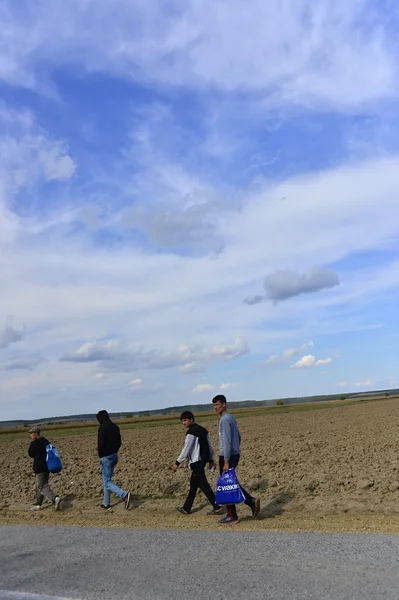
left=264, top=341, right=313, bottom=366
left=209, top=338, right=248, bottom=360
left=291, top=355, right=316, bottom=369
left=39, top=142, right=76, bottom=181
left=192, top=384, right=215, bottom=393
left=266, top=268, right=339, bottom=303
left=250, top=268, right=339, bottom=305
left=316, top=358, right=332, bottom=366
left=129, top=378, right=143, bottom=386
left=0, top=317, right=25, bottom=349
left=220, top=383, right=237, bottom=391
left=59, top=337, right=249, bottom=373
left=180, top=362, right=202, bottom=374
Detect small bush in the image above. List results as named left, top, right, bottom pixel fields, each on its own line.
left=276, top=400, right=284, bottom=406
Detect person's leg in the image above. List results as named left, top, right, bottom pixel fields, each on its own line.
left=102, top=454, right=127, bottom=504
left=182, top=470, right=199, bottom=513
left=35, top=473, right=45, bottom=506
left=39, top=472, right=56, bottom=504
left=193, top=466, right=220, bottom=509
left=229, top=455, right=259, bottom=516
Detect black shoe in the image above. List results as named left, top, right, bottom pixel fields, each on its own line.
left=251, top=497, right=260, bottom=517
left=100, top=504, right=111, bottom=510
left=207, top=506, right=225, bottom=515
left=176, top=506, right=190, bottom=514
left=124, top=492, right=131, bottom=510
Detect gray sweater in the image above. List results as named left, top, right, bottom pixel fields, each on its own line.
left=218, top=412, right=241, bottom=460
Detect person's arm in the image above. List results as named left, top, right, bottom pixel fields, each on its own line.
left=221, top=418, right=233, bottom=471
left=207, top=433, right=215, bottom=467
left=28, top=441, right=35, bottom=458
left=171, top=434, right=195, bottom=471
left=97, top=426, right=106, bottom=458
left=116, top=427, right=122, bottom=452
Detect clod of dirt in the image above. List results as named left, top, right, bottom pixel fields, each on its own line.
left=357, top=478, right=374, bottom=490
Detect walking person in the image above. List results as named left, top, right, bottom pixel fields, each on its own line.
left=28, top=427, right=61, bottom=511
left=172, top=411, right=224, bottom=516
left=97, top=410, right=131, bottom=510
left=212, top=394, right=260, bottom=524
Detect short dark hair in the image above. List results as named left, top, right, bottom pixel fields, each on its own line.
left=212, top=394, right=227, bottom=405
left=180, top=411, right=195, bottom=421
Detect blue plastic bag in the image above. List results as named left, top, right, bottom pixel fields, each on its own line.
left=216, top=468, right=245, bottom=505
left=46, top=443, right=63, bottom=473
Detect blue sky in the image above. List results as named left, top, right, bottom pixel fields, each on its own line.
left=1, top=0, right=399, bottom=420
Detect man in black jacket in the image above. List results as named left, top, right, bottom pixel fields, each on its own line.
left=97, top=410, right=130, bottom=510
left=171, top=411, right=223, bottom=516
left=28, top=426, right=61, bottom=511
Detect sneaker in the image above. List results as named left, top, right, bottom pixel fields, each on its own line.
left=124, top=492, right=131, bottom=510
left=207, top=506, right=225, bottom=515
left=251, top=497, right=260, bottom=517
left=30, top=504, right=42, bottom=511
left=176, top=506, right=190, bottom=515
left=100, top=504, right=112, bottom=510
left=218, top=514, right=240, bottom=525
left=54, top=497, right=61, bottom=511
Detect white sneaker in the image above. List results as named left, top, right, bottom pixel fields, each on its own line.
left=54, top=497, right=61, bottom=511
left=30, top=505, right=42, bottom=511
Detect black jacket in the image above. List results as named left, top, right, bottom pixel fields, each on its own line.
left=97, top=420, right=122, bottom=458
left=28, top=437, right=50, bottom=474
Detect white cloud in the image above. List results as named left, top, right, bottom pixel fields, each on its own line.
left=337, top=381, right=348, bottom=388
left=220, top=383, right=237, bottom=391
left=291, top=355, right=316, bottom=369
left=0, top=1, right=397, bottom=110
left=39, top=142, right=76, bottom=181
left=0, top=317, right=25, bottom=349
left=192, top=384, right=215, bottom=393
left=316, top=357, right=332, bottom=366
left=264, top=341, right=313, bottom=366
left=59, top=337, right=249, bottom=373
left=355, top=379, right=375, bottom=387
left=129, top=378, right=143, bottom=386
left=209, top=338, right=249, bottom=360
left=180, top=362, right=202, bottom=374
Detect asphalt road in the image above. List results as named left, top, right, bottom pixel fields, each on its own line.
left=1, top=525, right=399, bottom=599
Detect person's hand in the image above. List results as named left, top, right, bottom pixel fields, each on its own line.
left=171, top=464, right=178, bottom=472
left=223, top=460, right=229, bottom=472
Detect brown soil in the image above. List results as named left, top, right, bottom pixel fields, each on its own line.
left=2, top=398, right=399, bottom=533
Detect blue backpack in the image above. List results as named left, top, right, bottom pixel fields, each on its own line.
left=46, top=443, right=63, bottom=473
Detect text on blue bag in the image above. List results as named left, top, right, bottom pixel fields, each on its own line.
left=215, top=469, right=245, bottom=505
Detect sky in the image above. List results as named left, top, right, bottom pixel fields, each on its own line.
left=1, top=0, right=399, bottom=420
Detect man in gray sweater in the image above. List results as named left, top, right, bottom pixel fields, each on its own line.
left=212, top=394, right=260, bottom=524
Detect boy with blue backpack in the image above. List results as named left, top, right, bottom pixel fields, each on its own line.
left=28, top=426, right=61, bottom=511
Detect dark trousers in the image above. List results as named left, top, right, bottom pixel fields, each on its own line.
left=182, top=464, right=220, bottom=513
left=219, top=455, right=254, bottom=518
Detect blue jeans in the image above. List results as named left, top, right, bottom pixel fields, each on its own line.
left=101, top=453, right=127, bottom=506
